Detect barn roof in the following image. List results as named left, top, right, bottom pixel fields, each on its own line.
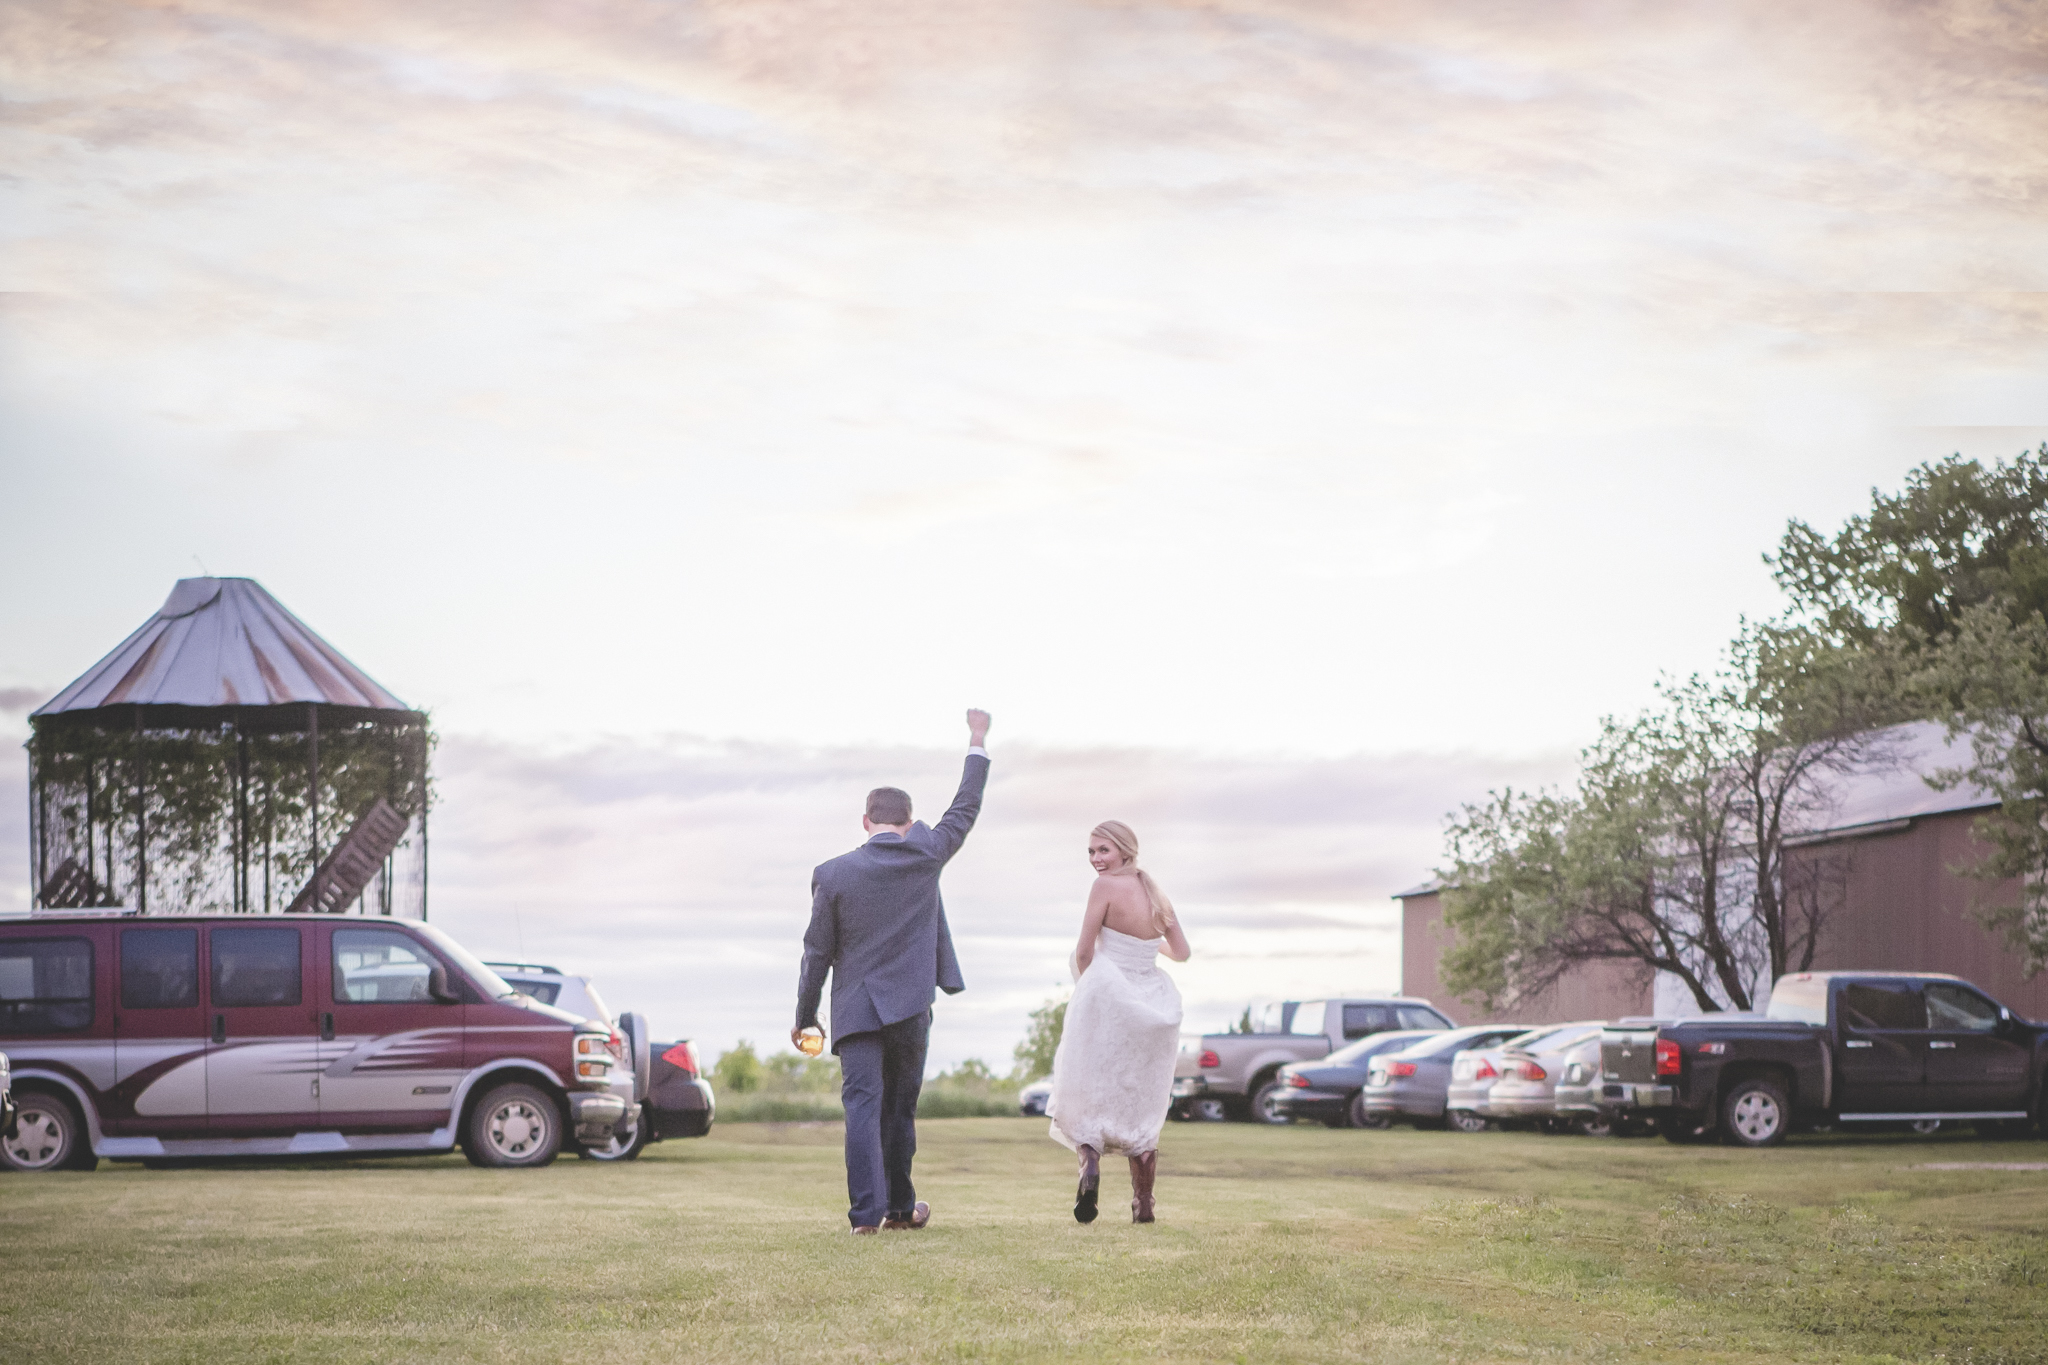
left=33, top=577, right=411, bottom=716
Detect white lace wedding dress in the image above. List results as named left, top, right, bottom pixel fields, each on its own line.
left=1047, top=926, right=1184, bottom=1157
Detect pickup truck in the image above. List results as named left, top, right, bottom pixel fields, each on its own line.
left=1172, top=996, right=1454, bottom=1123
left=1600, top=970, right=2048, bottom=1147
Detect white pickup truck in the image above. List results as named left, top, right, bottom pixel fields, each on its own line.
left=1173, top=996, right=1455, bottom=1123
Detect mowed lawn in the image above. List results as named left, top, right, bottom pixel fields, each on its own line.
left=3, top=1119, right=2046, bottom=1363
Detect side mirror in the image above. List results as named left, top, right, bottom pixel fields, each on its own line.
left=427, top=964, right=461, bottom=1004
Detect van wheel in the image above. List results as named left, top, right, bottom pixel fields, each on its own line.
left=465, top=1084, right=561, bottom=1168
left=1720, top=1079, right=1789, bottom=1148
left=2, top=1091, right=93, bottom=1172
left=577, top=1104, right=649, bottom=1161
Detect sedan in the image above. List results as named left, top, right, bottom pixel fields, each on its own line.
left=1362, top=1025, right=1532, bottom=1128
left=1547, top=1035, right=1612, bottom=1136
left=1018, top=1076, right=1053, bottom=1117
left=1478, top=1022, right=1606, bottom=1130
left=1272, top=1030, right=1443, bottom=1127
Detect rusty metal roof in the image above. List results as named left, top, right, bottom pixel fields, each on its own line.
left=33, top=577, right=410, bottom=715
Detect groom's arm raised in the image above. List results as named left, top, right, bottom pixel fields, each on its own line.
left=792, top=873, right=837, bottom=1046
left=928, top=709, right=991, bottom=863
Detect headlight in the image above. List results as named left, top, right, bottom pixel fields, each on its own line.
left=577, top=1059, right=611, bottom=1079
left=576, top=1034, right=609, bottom=1056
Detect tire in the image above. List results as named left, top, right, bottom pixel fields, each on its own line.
left=465, top=1083, right=562, bottom=1168
left=1447, top=1109, right=1489, bottom=1135
left=1908, top=1118, right=1942, bottom=1136
left=1719, top=1078, right=1789, bottom=1148
left=576, top=1103, right=649, bottom=1161
left=1574, top=1114, right=1615, bottom=1138
left=1347, top=1092, right=1387, bottom=1130
left=1249, top=1079, right=1291, bottom=1126
left=1187, top=1097, right=1229, bottom=1123
left=2, top=1090, right=93, bottom=1172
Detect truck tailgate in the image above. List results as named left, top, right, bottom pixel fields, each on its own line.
left=1601, top=1027, right=1661, bottom=1085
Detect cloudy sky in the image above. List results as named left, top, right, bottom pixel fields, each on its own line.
left=3, top=0, right=2045, bottom=1065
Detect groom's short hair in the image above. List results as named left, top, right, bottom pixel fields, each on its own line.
left=866, top=787, right=913, bottom=825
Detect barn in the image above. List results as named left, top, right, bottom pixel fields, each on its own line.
left=1396, top=722, right=2048, bottom=1024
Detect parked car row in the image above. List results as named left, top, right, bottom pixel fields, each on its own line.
left=1249, top=970, right=2048, bottom=1147
left=0, top=914, right=714, bottom=1173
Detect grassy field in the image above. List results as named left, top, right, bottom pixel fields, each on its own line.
left=3, top=1119, right=2045, bottom=1363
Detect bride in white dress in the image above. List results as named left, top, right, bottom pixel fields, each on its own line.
left=1047, top=820, right=1191, bottom=1224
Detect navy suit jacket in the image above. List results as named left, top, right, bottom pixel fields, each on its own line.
left=795, top=753, right=988, bottom=1050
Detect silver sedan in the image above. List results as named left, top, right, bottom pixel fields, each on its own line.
left=1479, top=1022, right=1606, bottom=1130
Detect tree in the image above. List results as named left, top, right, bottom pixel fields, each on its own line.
left=712, top=1040, right=762, bottom=1095
left=1770, top=447, right=2048, bottom=650
left=1440, top=624, right=1882, bottom=1013
left=1011, top=995, right=1067, bottom=1081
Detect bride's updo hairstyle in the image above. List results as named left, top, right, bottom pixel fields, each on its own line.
left=1092, top=820, right=1176, bottom=935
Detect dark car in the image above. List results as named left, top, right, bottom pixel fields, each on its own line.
left=1272, top=1030, right=1442, bottom=1127
left=588, top=1037, right=715, bottom=1160
left=1360, top=1025, right=1533, bottom=1128
left=1602, top=970, right=2048, bottom=1147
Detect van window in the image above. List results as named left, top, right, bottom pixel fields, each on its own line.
left=1289, top=1001, right=1328, bottom=1036
left=1840, top=980, right=1925, bottom=1031
left=334, top=929, right=438, bottom=1004
left=0, top=937, right=94, bottom=1033
left=1343, top=1004, right=1392, bottom=1038
left=210, top=928, right=301, bottom=1008
left=122, top=928, right=199, bottom=1009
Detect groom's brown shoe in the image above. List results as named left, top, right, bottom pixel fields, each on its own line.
left=851, top=1225, right=880, bottom=1235
left=883, top=1202, right=931, bottom=1230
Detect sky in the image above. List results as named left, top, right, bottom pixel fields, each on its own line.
left=3, top=0, right=2046, bottom=1066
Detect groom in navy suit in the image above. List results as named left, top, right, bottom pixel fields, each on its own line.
left=794, top=709, right=991, bottom=1233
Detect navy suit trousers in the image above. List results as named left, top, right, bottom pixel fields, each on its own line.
left=837, top=1010, right=930, bottom=1227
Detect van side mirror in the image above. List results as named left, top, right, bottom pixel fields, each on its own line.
left=427, top=965, right=461, bottom=1004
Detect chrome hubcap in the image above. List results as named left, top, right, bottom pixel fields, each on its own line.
left=486, top=1100, right=549, bottom=1158
left=1731, top=1091, right=1781, bottom=1141
left=4, top=1106, right=69, bottom=1170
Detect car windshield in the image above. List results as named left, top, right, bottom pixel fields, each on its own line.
left=1504, top=1025, right=1563, bottom=1051
left=412, top=924, right=518, bottom=999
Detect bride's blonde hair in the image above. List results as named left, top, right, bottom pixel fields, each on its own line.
left=1093, top=820, right=1176, bottom=935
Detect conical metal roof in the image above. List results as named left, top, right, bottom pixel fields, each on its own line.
left=34, top=578, right=411, bottom=715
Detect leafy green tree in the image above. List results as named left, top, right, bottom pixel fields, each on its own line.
left=1234, top=1006, right=1254, bottom=1034
left=1771, top=447, right=2048, bottom=649
left=759, top=1049, right=840, bottom=1094
left=712, top=1040, right=762, bottom=1095
left=1011, top=995, right=1067, bottom=1080
left=1441, top=624, right=1881, bottom=1013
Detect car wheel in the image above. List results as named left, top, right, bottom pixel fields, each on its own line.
left=1908, top=1118, right=1942, bottom=1136
left=1574, top=1114, right=1615, bottom=1138
left=1720, top=1079, right=1789, bottom=1148
left=576, top=1103, right=649, bottom=1161
left=1346, top=1093, right=1385, bottom=1129
left=1249, top=1080, right=1291, bottom=1125
left=1660, top=1111, right=1713, bottom=1143
left=1188, top=1097, right=1229, bottom=1123
left=2, top=1091, right=92, bottom=1172
left=466, top=1083, right=562, bottom=1168
left=1447, top=1109, right=1489, bottom=1134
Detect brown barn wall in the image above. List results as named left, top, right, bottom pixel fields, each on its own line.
left=1399, top=890, right=1654, bottom=1027
left=1798, top=808, right=2048, bottom=1020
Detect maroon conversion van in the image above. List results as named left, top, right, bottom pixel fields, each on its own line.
left=0, top=913, right=630, bottom=1172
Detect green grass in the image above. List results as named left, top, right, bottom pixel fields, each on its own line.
left=3, top=1119, right=2046, bottom=1362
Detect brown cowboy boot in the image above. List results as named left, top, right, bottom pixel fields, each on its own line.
left=1129, top=1150, right=1157, bottom=1223
left=1074, top=1144, right=1101, bottom=1224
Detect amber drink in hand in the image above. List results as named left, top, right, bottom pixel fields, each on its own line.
left=796, top=1027, right=825, bottom=1058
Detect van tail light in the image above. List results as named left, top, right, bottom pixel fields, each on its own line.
left=1386, top=1061, right=1418, bottom=1078
left=1654, top=1038, right=1682, bottom=1076
left=661, top=1041, right=701, bottom=1076
left=1199, top=1050, right=1222, bottom=1069
left=1285, top=1072, right=1310, bottom=1088
left=1473, top=1059, right=1498, bottom=1081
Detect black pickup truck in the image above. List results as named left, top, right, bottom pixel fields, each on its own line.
left=1601, top=971, right=2047, bottom=1147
